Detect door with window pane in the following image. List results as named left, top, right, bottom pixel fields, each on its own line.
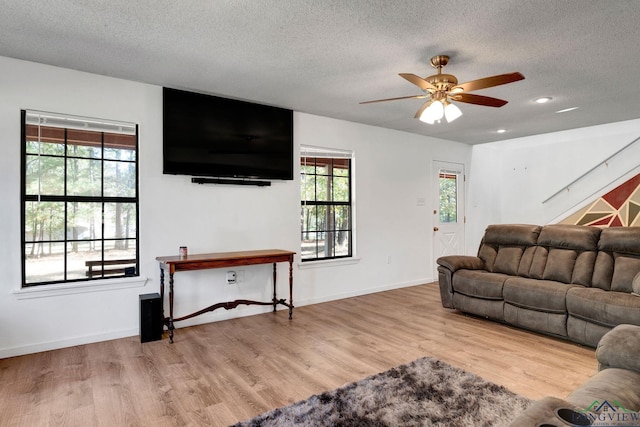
left=432, top=161, right=465, bottom=279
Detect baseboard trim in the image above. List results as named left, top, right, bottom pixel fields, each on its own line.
left=298, top=278, right=432, bottom=306
left=0, top=328, right=139, bottom=359
left=0, top=278, right=433, bottom=358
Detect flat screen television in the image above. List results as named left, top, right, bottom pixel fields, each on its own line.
left=163, top=87, right=294, bottom=181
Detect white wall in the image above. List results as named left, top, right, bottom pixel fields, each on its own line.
left=295, top=114, right=471, bottom=305
left=467, top=119, right=640, bottom=252
left=0, top=56, right=471, bottom=358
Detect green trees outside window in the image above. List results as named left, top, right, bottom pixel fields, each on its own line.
left=300, top=155, right=352, bottom=261
left=22, top=111, right=139, bottom=286
left=439, top=172, right=458, bottom=223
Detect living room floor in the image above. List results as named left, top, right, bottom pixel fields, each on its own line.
left=0, top=282, right=596, bottom=426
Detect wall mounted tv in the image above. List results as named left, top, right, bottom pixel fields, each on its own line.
left=163, top=87, right=294, bottom=182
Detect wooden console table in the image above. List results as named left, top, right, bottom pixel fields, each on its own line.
left=156, top=249, right=296, bottom=343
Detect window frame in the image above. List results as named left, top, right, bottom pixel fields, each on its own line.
left=20, top=110, right=140, bottom=287
left=300, top=146, right=354, bottom=262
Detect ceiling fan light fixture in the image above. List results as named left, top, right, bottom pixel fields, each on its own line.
left=362, top=55, right=524, bottom=123
left=419, top=100, right=444, bottom=124
left=444, top=102, right=463, bottom=122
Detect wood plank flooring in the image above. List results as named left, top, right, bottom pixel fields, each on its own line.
left=0, top=283, right=596, bottom=426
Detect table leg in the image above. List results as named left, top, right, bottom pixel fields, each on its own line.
left=288, top=257, right=294, bottom=319
left=159, top=266, right=165, bottom=324
left=168, top=272, right=175, bottom=343
left=272, top=262, right=277, bottom=312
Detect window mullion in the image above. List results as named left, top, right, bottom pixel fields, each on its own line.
left=63, top=127, right=68, bottom=281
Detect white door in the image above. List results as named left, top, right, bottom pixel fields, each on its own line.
left=432, top=161, right=465, bottom=279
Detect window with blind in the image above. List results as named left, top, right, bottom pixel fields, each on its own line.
left=21, top=110, right=139, bottom=286
left=300, top=146, right=353, bottom=261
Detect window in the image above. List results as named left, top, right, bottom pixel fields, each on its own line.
left=21, top=110, right=139, bottom=286
left=300, top=146, right=353, bottom=261
left=439, top=171, right=458, bottom=223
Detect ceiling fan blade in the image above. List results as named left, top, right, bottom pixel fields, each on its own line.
left=413, top=100, right=432, bottom=118
left=450, top=93, right=508, bottom=107
left=399, top=73, right=437, bottom=92
left=451, top=72, right=524, bottom=93
left=360, top=94, right=428, bottom=104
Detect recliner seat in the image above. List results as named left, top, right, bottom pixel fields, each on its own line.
left=437, top=223, right=640, bottom=347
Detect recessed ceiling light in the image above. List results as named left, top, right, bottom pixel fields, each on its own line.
left=534, top=97, right=553, bottom=104
left=497, top=129, right=507, bottom=134
left=556, top=107, right=579, bottom=113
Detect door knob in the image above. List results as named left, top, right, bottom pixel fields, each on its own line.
left=433, top=227, right=439, bottom=232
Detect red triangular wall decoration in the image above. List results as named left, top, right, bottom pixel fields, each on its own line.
left=590, top=215, right=613, bottom=226
left=602, top=174, right=640, bottom=209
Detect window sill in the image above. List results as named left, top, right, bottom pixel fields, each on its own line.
left=13, top=276, right=148, bottom=300
left=297, top=257, right=361, bottom=269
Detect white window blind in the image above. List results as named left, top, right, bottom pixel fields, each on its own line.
left=25, top=110, right=136, bottom=135
left=300, top=145, right=353, bottom=159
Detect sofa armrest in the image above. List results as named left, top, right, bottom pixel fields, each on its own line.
left=436, top=255, right=485, bottom=273
left=596, top=324, right=640, bottom=373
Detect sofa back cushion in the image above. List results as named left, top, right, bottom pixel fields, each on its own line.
left=478, top=224, right=541, bottom=275
left=528, top=224, right=601, bottom=285
left=592, top=227, right=640, bottom=292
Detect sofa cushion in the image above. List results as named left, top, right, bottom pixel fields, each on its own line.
left=592, top=251, right=614, bottom=290
left=538, top=224, right=601, bottom=251
left=599, top=226, right=640, bottom=254
left=528, top=246, right=548, bottom=279
left=566, top=287, right=640, bottom=328
left=503, top=277, right=580, bottom=313
left=530, top=224, right=600, bottom=286
left=611, top=255, right=640, bottom=293
left=542, top=248, right=577, bottom=283
left=482, top=223, right=542, bottom=246
left=493, top=246, right=523, bottom=276
left=571, top=250, right=597, bottom=286
left=479, top=224, right=541, bottom=273
left=452, top=270, right=509, bottom=300
left=593, top=252, right=640, bottom=292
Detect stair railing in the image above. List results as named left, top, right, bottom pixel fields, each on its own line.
left=542, top=134, right=640, bottom=204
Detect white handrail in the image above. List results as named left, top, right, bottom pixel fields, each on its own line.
left=542, top=134, right=640, bottom=204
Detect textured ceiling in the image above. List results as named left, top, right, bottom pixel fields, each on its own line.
left=2, top=0, right=640, bottom=144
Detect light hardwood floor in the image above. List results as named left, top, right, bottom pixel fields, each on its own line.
left=0, top=283, right=596, bottom=426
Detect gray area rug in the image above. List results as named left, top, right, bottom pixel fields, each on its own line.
left=232, top=356, right=532, bottom=426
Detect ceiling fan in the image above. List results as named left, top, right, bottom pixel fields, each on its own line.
left=360, top=55, right=525, bottom=124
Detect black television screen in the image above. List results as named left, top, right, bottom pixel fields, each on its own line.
left=163, top=87, right=294, bottom=180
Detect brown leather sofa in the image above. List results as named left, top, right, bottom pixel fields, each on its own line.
left=437, top=224, right=640, bottom=347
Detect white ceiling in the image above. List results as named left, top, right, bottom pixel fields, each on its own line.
left=2, top=0, right=640, bottom=144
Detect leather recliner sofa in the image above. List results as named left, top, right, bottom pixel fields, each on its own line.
left=437, top=224, right=640, bottom=347
left=509, top=324, right=640, bottom=426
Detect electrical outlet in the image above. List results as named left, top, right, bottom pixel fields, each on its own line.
left=226, top=271, right=237, bottom=285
